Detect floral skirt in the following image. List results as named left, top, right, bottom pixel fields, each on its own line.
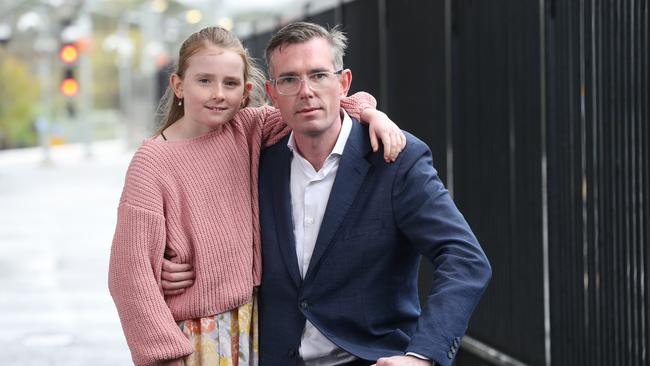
left=178, top=293, right=258, bottom=366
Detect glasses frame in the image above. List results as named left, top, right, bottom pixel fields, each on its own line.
left=270, top=69, right=344, bottom=96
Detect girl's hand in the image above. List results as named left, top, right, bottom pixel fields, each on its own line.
left=161, top=248, right=195, bottom=296
left=362, top=109, right=407, bottom=162
left=160, top=357, right=184, bottom=366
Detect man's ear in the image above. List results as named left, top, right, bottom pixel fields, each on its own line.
left=339, top=69, right=352, bottom=97
left=170, top=73, right=183, bottom=98
left=265, top=80, right=280, bottom=108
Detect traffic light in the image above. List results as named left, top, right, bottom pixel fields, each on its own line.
left=59, top=42, right=79, bottom=98
left=59, top=44, right=79, bottom=64
left=60, top=73, right=79, bottom=97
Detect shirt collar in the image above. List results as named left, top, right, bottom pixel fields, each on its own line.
left=287, top=109, right=353, bottom=157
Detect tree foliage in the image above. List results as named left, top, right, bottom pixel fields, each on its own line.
left=0, top=50, right=40, bottom=149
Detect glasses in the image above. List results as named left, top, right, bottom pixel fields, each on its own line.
left=271, top=70, right=343, bottom=96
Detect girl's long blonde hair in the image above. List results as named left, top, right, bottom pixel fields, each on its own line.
left=155, top=26, right=267, bottom=136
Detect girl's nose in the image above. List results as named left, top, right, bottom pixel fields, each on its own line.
left=212, top=85, right=224, bottom=99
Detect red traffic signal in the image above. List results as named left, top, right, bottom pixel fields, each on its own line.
left=59, top=43, right=79, bottom=64
left=60, top=77, right=79, bottom=96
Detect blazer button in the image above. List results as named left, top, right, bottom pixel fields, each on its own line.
left=288, top=349, right=297, bottom=357
left=300, top=301, right=309, bottom=309
left=453, top=337, right=461, bottom=348
left=447, top=350, right=454, bottom=359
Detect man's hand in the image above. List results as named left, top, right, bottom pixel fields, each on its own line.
left=362, top=109, right=407, bottom=162
left=372, top=355, right=433, bottom=366
left=161, top=248, right=195, bottom=296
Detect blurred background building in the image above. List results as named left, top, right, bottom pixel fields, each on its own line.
left=0, top=0, right=309, bottom=152
left=0, top=0, right=648, bottom=365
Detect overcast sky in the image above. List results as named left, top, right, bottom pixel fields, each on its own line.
left=180, top=0, right=305, bottom=15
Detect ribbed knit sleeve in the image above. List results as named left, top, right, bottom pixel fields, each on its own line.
left=108, top=154, right=194, bottom=365
left=237, top=104, right=291, bottom=148
left=341, top=91, right=377, bottom=120
left=236, top=91, right=378, bottom=148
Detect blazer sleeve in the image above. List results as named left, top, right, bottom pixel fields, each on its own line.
left=108, top=161, right=193, bottom=365
left=392, top=140, right=492, bottom=366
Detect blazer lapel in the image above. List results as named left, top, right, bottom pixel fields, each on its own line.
left=269, top=143, right=302, bottom=288
left=304, top=121, right=371, bottom=282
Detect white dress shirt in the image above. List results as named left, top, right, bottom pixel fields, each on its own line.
left=288, top=111, right=357, bottom=365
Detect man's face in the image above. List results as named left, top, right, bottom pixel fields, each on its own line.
left=265, top=38, right=351, bottom=139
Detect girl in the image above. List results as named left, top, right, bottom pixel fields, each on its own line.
left=108, top=26, right=404, bottom=366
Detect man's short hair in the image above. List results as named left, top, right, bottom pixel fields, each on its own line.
left=265, top=21, right=348, bottom=77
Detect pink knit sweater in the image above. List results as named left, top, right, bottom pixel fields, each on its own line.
left=108, top=93, right=376, bottom=366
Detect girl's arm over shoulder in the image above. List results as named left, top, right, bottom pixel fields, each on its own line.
left=233, top=92, right=403, bottom=153
left=360, top=108, right=406, bottom=163
left=235, top=104, right=290, bottom=147
left=343, top=91, right=406, bottom=162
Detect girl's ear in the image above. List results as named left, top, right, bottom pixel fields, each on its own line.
left=244, top=81, right=253, bottom=96
left=170, top=73, right=183, bottom=98
left=241, top=81, right=253, bottom=107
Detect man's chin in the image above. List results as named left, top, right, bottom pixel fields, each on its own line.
left=295, top=118, right=321, bottom=128
left=294, top=123, right=327, bottom=138
left=302, top=129, right=325, bottom=138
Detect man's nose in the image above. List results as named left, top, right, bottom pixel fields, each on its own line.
left=297, top=77, right=314, bottom=98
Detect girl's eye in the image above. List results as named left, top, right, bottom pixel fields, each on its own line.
left=225, top=80, right=240, bottom=87
left=198, top=79, right=210, bottom=84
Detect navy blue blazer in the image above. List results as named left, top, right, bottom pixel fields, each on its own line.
left=258, top=119, right=491, bottom=366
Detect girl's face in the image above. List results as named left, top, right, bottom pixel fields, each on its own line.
left=172, top=46, right=252, bottom=133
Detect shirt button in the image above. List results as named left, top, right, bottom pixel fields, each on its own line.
left=305, top=217, right=314, bottom=225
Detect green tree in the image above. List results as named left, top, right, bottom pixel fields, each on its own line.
left=0, top=50, right=40, bottom=149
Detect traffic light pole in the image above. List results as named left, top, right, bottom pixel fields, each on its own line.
left=36, top=8, right=54, bottom=165
left=116, top=19, right=134, bottom=147
left=78, top=8, right=93, bottom=157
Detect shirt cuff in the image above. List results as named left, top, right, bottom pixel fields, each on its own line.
left=405, top=352, right=434, bottom=365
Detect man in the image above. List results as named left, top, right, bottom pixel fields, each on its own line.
left=163, top=22, right=491, bottom=366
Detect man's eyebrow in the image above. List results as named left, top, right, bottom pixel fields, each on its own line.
left=277, top=68, right=330, bottom=78
left=277, top=71, right=297, bottom=78
left=308, top=68, right=330, bottom=74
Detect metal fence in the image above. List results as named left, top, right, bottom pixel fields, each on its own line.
left=242, top=0, right=649, bottom=365
left=546, top=1, right=649, bottom=365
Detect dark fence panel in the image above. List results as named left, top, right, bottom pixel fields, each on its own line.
left=305, top=7, right=337, bottom=28
left=384, top=0, right=447, bottom=178
left=546, top=0, right=650, bottom=365
left=451, top=1, right=545, bottom=364
left=455, top=351, right=497, bottom=366
left=341, top=0, right=382, bottom=101
left=242, top=30, right=275, bottom=67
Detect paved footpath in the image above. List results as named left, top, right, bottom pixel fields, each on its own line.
left=0, top=141, right=134, bottom=365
